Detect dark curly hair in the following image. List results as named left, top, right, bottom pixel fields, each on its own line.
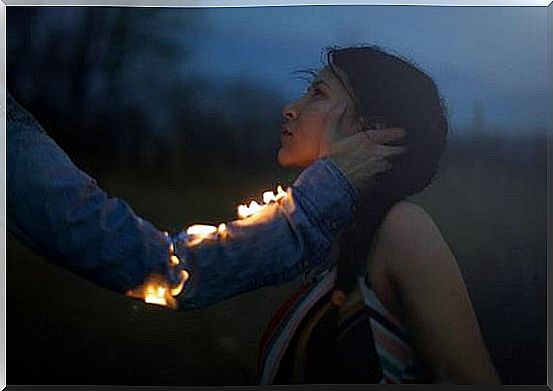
left=324, top=45, right=449, bottom=294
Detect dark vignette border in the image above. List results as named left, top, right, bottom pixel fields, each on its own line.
left=3, top=3, right=552, bottom=391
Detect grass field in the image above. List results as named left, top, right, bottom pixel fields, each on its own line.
left=7, top=142, right=547, bottom=385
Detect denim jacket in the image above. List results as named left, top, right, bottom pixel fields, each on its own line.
left=7, top=92, right=359, bottom=309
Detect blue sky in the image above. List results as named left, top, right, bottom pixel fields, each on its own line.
left=185, top=5, right=550, bottom=132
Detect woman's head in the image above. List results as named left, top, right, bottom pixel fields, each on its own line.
left=278, top=67, right=361, bottom=168
left=279, top=45, right=448, bottom=199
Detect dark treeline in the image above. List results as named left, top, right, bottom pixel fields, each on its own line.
left=8, top=7, right=286, bottom=183
left=8, top=7, right=546, bottom=183
left=445, top=128, right=547, bottom=177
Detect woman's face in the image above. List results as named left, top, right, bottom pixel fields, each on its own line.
left=278, top=67, right=359, bottom=168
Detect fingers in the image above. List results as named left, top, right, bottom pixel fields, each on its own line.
left=327, top=101, right=348, bottom=125
left=374, top=144, right=407, bottom=158
left=353, top=159, right=392, bottom=177
left=364, top=127, right=405, bottom=145
left=324, top=101, right=348, bottom=143
left=328, top=135, right=407, bottom=161
left=326, top=123, right=408, bottom=194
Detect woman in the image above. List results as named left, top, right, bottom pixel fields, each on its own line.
left=256, top=46, right=500, bottom=384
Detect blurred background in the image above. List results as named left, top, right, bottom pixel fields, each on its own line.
left=7, top=5, right=549, bottom=385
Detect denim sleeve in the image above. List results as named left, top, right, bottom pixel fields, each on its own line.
left=173, top=158, right=359, bottom=310
left=7, top=92, right=359, bottom=307
left=6, top=92, right=176, bottom=292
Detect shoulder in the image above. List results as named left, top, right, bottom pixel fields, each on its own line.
left=384, top=200, right=430, bottom=223
left=375, top=201, right=455, bottom=278
left=378, top=201, right=439, bottom=243
left=369, top=201, right=437, bottom=262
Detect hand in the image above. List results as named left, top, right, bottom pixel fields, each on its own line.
left=322, top=102, right=406, bottom=194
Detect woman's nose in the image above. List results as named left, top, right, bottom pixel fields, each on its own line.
left=282, top=101, right=299, bottom=121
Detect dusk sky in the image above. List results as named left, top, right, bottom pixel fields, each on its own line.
left=186, top=5, right=550, bottom=132
left=7, top=5, right=551, bottom=135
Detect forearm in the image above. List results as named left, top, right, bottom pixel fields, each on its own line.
left=173, top=158, right=358, bottom=309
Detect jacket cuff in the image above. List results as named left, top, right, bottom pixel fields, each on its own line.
left=293, top=158, right=358, bottom=240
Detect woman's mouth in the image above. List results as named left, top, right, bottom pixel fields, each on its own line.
left=281, top=126, right=293, bottom=142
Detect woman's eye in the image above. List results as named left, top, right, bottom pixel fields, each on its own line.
left=307, top=87, right=323, bottom=97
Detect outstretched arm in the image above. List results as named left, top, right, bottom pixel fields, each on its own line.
left=7, top=93, right=404, bottom=308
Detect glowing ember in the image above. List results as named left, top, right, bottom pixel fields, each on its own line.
left=263, top=191, right=277, bottom=204
left=128, top=184, right=289, bottom=309
left=217, top=223, right=228, bottom=239
left=144, top=285, right=168, bottom=306
left=169, top=269, right=189, bottom=297
left=187, top=224, right=218, bottom=236
left=126, top=238, right=189, bottom=309
left=127, top=273, right=180, bottom=309
left=237, top=200, right=265, bottom=219
left=275, top=185, right=287, bottom=200
left=185, top=224, right=218, bottom=246
left=238, top=185, right=289, bottom=219
left=169, top=255, right=180, bottom=266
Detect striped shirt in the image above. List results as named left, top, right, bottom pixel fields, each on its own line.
left=257, top=268, right=429, bottom=384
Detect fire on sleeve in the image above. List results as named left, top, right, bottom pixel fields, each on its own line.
left=126, top=185, right=289, bottom=309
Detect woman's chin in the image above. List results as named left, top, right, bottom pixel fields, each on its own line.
left=277, top=149, right=294, bottom=168
left=277, top=150, right=313, bottom=169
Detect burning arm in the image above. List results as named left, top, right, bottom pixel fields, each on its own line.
left=7, top=92, right=404, bottom=310
left=171, top=158, right=359, bottom=310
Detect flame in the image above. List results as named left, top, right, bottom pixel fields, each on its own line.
left=217, top=223, right=229, bottom=239
left=127, top=183, right=289, bottom=309
left=126, top=238, right=189, bottom=309
left=170, top=269, right=189, bottom=297
left=237, top=185, right=289, bottom=219
left=275, top=185, right=287, bottom=201
left=144, top=285, right=169, bottom=306
left=127, top=273, right=180, bottom=310
left=169, top=255, right=180, bottom=266
left=129, top=270, right=187, bottom=309
left=262, top=191, right=277, bottom=204
left=187, top=224, right=218, bottom=236
left=237, top=200, right=265, bottom=219
left=185, top=224, right=218, bottom=246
